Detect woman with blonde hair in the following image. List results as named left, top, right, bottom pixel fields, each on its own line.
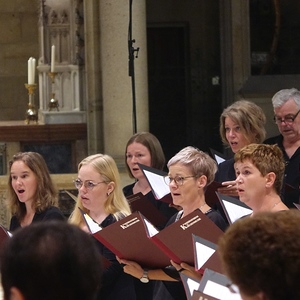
left=69, top=153, right=131, bottom=226
left=69, top=153, right=136, bottom=299
left=216, top=100, right=266, bottom=196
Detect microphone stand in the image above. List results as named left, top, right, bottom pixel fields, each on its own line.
left=128, top=0, right=139, bottom=134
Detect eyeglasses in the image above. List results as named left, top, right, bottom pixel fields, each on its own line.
left=273, top=109, right=300, bottom=124
left=164, top=175, right=195, bottom=186
left=73, top=179, right=106, bottom=190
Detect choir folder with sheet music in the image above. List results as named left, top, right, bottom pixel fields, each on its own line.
left=126, top=192, right=167, bottom=228
left=138, top=163, right=173, bottom=204
left=138, top=163, right=227, bottom=208
left=180, top=269, right=242, bottom=300
left=216, top=192, right=252, bottom=224
left=80, top=208, right=224, bottom=270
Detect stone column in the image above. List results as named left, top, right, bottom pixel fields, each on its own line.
left=99, top=0, right=149, bottom=167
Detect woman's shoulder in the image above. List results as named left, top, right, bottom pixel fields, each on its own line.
left=123, top=183, right=135, bottom=196
left=205, top=208, right=228, bottom=231
left=36, top=206, right=66, bottom=221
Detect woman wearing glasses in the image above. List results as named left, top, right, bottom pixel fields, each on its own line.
left=265, top=88, right=300, bottom=208
left=69, top=153, right=136, bottom=300
left=8, top=152, right=65, bottom=232
left=118, top=146, right=227, bottom=300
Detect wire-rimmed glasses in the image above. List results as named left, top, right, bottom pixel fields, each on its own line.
left=73, top=179, right=106, bottom=190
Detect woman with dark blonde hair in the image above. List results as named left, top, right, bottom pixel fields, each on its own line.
left=69, top=153, right=136, bottom=300
left=216, top=100, right=266, bottom=196
left=8, top=152, right=65, bottom=232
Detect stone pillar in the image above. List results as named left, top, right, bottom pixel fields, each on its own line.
left=99, top=0, right=149, bottom=167
left=220, top=0, right=250, bottom=105
left=83, top=0, right=104, bottom=154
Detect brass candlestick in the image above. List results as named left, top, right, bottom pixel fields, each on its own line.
left=24, top=83, right=38, bottom=124
left=48, top=72, right=59, bottom=111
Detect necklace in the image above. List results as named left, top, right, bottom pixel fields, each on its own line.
left=199, top=202, right=206, bottom=211
left=272, top=201, right=281, bottom=208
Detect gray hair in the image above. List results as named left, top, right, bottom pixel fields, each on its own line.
left=272, top=88, right=300, bottom=109
left=167, top=146, right=217, bottom=186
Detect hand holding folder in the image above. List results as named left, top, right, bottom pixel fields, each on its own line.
left=80, top=208, right=170, bottom=268
left=150, top=209, right=224, bottom=267
left=81, top=208, right=224, bottom=271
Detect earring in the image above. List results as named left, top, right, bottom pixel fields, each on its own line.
left=107, top=192, right=110, bottom=196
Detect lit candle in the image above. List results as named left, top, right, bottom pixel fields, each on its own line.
left=51, top=45, right=55, bottom=72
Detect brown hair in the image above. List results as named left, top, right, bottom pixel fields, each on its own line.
left=234, top=143, right=284, bottom=195
left=125, top=132, right=165, bottom=178
left=7, top=152, right=58, bottom=221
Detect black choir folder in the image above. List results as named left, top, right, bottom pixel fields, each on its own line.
left=198, top=269, right=241, bottom=299
left=126, top=192, right=167, bottom=228
left=192, top=235, right=223, bottom=274
left=151, top=209, right=224, bottom=268
left=216, top=192, right=252, bottom=224
left=204, top=181, right=223, bottom=208
left=181, top=269, right=241, bottom=300
left=209, top=148, right=226, bottom=165
left=81, top=208, right=223, bottom=270
left=137, top=163, right=173, bottom=204
left=180, top=273, right=218, bottom=300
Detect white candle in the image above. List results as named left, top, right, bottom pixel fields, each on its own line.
left=32, top=58, right=36, bottom=84
left=28, top=57, right=32, bottom=84
left=51, top=45, right=55, bottom=72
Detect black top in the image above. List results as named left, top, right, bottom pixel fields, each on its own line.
left=265, top=134, right=300, bottom=207
left=153, top=208, right=228, bottom=300
left=96, top=214, right=136, bottom=300
left=214, top=158, right=236, bottom=182
left=9, top=206, right=65, bottom=232
left=123, top=183, right=178, bottom=300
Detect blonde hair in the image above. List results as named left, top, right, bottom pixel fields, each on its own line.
left=69, top=154, right=131, bottom=227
